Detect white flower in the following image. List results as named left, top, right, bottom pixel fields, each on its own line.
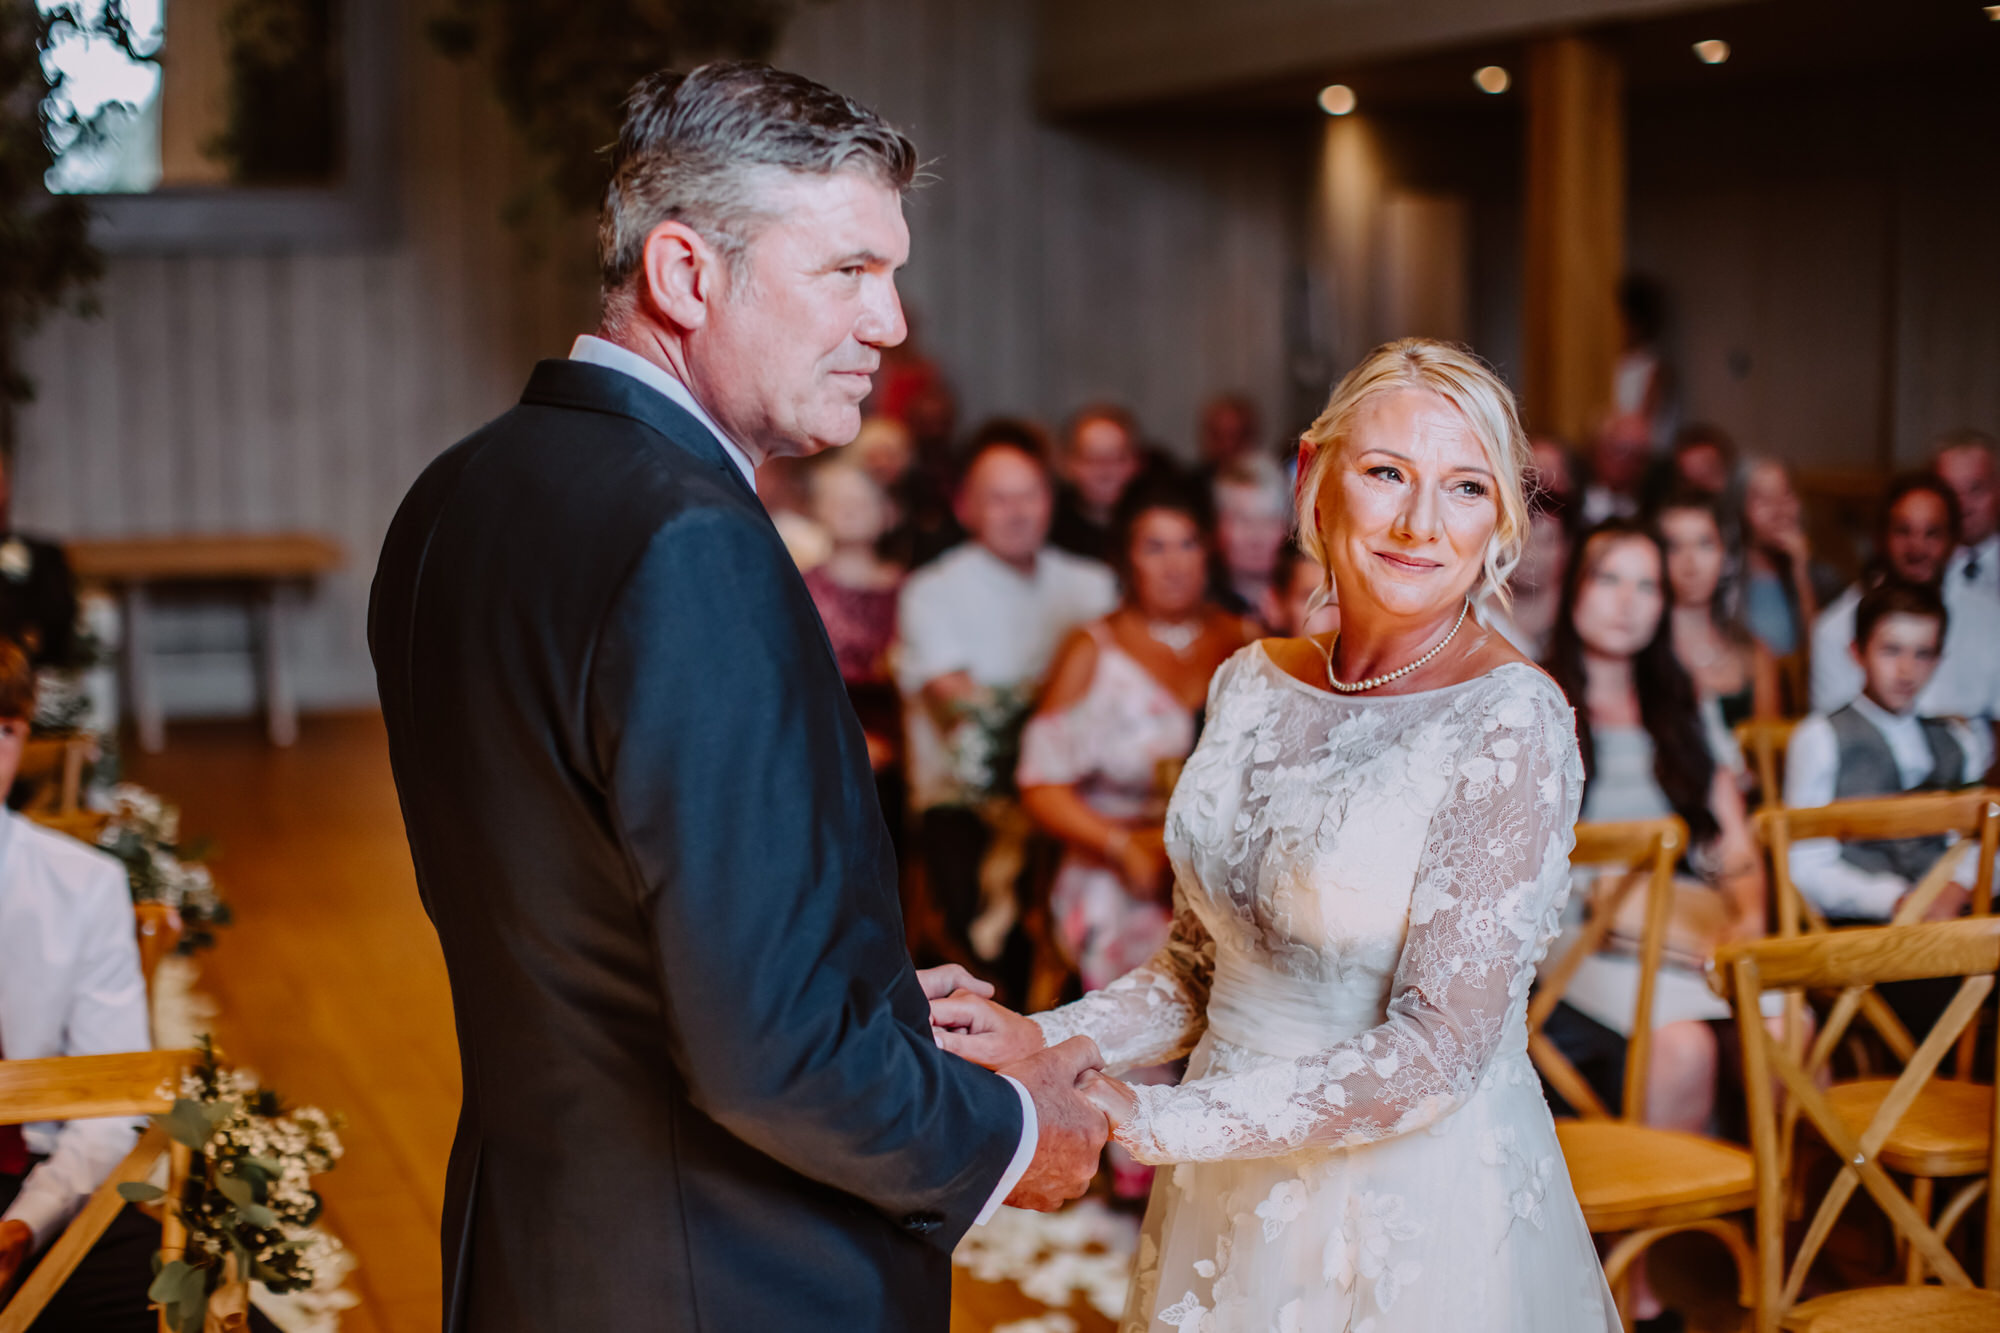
left=1159, top=1291, right=1210, bottom=1330
left=1273, top=1298, right=1304, bottom=1333
left=0, top=540, right=30, bottom=582
left=1253, top=1178, right=1311, bottom=1241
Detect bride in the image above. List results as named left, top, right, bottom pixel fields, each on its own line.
left=932, top=338, right=1620, bottom=1332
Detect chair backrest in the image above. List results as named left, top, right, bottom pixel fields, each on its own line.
left=0, top=1050, right=187, bottom=1125
left=1759, top=790, right=2000, bottom=1077
left=1733, top=717, right=1797, bottom=812
left=1717, top=918, right=2000, bottom=1330
left=17, top=736, right=97, bottom=816
left=1528, top=815, right=1687, bottom=1124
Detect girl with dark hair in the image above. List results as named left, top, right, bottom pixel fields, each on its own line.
left=1655, top=490, right=1781, bottom=728
left=1543, top=518, right=1771, bottom=1326
left=1542, top=520, right=1769, bottom=1112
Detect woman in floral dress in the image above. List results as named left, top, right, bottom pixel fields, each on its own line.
left=933, top=339, right=1619, bottom=1332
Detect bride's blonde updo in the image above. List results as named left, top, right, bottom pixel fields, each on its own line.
left=1295, top=337, right=1532, bottom=613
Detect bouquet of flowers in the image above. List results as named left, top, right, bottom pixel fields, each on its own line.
left=94, top=785, right=232, bottom=951
left=120, top=1038, right=346, bottom=1333
left=946, top=681, right=1038, bottom=804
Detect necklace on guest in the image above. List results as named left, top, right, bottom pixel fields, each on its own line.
left=1323, top=598, right=1469, bottom=694
left=1146, top=618, right=1203, bottom=657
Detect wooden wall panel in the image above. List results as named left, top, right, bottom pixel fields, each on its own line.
left=781, top=0, right=1301, bottom=455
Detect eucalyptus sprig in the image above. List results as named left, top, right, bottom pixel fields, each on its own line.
left=118, top=1038, right=345, bottom=1333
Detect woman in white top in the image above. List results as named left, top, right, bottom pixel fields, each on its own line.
left=936, top=340, right=1618, bottom=1332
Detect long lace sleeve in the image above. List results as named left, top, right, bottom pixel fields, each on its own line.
left=1028, top=888, right=1216, bottom=1073
left=1115, top=686, right=1584, bottom=1164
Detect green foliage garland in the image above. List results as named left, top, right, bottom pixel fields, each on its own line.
left=119, top=1037, right=345, bottom=1333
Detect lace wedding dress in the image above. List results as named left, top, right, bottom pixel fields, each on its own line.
left=1033, top=645, right=1619, bottom=1332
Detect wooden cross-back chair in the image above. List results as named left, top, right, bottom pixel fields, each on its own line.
left=0, top=1050, right=194, bottom=1333
left=1527, top=815, right=1757, bottom=1328
left=1756, top=789, right=2000, bottom=1281
left=16, top=736, right=97, bottom=820
left=1718, top=916, right=2000, bottom=1332
left=1734, top=718, right=1798, bottom=813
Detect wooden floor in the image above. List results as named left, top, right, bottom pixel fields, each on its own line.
left=125, top=711, right=1100, bottom=1333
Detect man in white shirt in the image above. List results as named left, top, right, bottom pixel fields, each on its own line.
left=1935, top=430, right=1999, bottom=606
left=1809, top=473, right=2000, bottom=739
left=897, top=438, right=1117, bottom=960
left=1787, top=581, right=1991, bottom=922
left=0, top=639, right=196, bottom=1332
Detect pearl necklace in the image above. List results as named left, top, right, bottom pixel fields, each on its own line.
left=1323, top=599, right=1470, bottom=694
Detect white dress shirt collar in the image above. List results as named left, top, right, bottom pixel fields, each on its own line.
left=1949, top=534, right=1999, bottom=584
left=567, top=335, right=757, bottom=490
left=1847, top=690, right=1914, bottom=736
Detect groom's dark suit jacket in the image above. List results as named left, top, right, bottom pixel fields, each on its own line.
left=369, top=361, right=1022, bottom=1332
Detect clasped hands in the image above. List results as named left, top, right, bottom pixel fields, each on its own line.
left=916, top=965, right=1137, bottom=1211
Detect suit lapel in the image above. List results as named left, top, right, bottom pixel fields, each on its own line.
left=519, top=359, right=759, bottom=503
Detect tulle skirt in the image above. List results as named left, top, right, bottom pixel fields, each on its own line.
left=1120, top=1036, right=1620, bottom=1333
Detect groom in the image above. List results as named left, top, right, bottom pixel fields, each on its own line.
left=370, top=63, right=1109, bottom=1333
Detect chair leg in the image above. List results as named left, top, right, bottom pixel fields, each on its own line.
left=1906, top=1175, right=1934, bottom=1285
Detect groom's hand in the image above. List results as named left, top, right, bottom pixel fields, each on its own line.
left=915, top=963, right=994, bottom=1003
left=999, top=1036, right=1111, bottom=1212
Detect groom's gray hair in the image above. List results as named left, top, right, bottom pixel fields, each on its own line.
left=598, top=62, right=916, bottom=299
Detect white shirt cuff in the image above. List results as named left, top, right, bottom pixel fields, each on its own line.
left=974, top=1075, right=1038, bottom=1225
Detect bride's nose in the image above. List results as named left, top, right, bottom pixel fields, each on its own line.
left=1390, top=480, right=1442, bottom=543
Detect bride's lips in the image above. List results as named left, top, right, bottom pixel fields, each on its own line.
left=1372, top=550, right=1443, bottom=571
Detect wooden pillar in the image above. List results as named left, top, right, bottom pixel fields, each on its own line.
left=1521, top=35, right=1625, bottom=442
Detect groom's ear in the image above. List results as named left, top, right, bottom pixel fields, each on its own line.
left=640, top=221, right=720, bottom=332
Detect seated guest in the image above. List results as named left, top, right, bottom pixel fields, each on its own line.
left=1934, top=429, right=1998, bottom=605
left=1810, top=474, right=2000, bottom=738
left=0, top=454, right=78, bottom=670
left=0, top=640, right=265, bottom=1333
left=1492, top=481, right=1574, bottom=659
left=802, top=462, right=905, bottom=770
left=1018, top=479, right=1249, bottom=991
left=1262, top=540, right=1339, bottom=639
left=1208, top=456, right=1289, bottom=619
left=1739, top=456, right=1839, bottom=661
left=1579, top=410, right=1651, bottom=526
left=1786, top=580, right=1989, bottom=1038
left=1048, top=404, right=1143, bottom=564
left=1657, top=490, right=1779, bottom=728
left=755, top=454, right=830, bottom=571
left=1544, top=520, right=1769, bottom=1126
left=849, top=414, right=917, bottom=508
left=895, top=437, right=1117, bottom=964
left=1668, top=422, right=1737, bottom=498
left=1540, top=520, right=1773, bottom=1325
left=1195, top=393, right=1261, bottom=482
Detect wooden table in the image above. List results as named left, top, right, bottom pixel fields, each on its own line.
left=66, top=533, right=342, bottom=752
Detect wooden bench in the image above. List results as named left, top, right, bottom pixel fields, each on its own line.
left=66, top=534, right=341, bottom=752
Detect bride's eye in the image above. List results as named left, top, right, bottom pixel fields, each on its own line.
left=1367, top=465, right=1403, bottom=483
left=1453, top=479, right=1489, bottom=498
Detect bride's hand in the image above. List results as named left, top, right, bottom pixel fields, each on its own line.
left=1077, top=1070, right=1137, bottom=1129
left=929, top=990, right=1045, bottom=1069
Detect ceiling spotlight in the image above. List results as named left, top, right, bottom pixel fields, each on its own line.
left=1987, top=4, right=2000, bottom=17
left=1693, top=39, right=1731, bottom=64
left=1473, top=65, right=1510, bottom=94
left=1318, top=84, right=1357, bottom=115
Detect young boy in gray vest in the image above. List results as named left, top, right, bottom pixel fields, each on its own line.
left=1783, top=580, right=1992, bottom=1031
left=1785, top=579, right=1991, bottom=919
